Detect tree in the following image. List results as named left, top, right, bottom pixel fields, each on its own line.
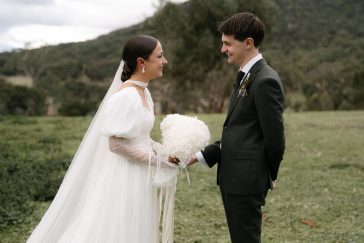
left=143, top=0, right=280, bottom=112
left=18, top=44, right=52, bottom=84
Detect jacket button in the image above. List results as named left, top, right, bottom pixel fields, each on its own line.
left=224, top=126, right=227, bottom=129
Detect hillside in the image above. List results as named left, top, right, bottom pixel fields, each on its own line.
left=0, top=0, right=363, bottom=115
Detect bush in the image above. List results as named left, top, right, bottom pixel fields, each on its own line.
left=57, top=81, right=107, bottom=116
left=0, top=79, right=46, bottom=115
left=58, top=98, right=98, bottom=116
left=352, top=63, right=364, bottom=109
left=0, top=133, right=71, bottom=228
left=306, top=91, right=334, bottom=110
left=0, top=146, right=34, bottom=227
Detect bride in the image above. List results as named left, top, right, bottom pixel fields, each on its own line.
left=27, top=35, right=179, bottom=243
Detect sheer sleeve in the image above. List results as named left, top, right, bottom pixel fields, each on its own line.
left=150, top=139, right=163, bottom=154
left=108, top=137, right=176, bottom=168
left=100, top=88, right=143, bottom=139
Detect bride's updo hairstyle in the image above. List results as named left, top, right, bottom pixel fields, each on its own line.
left=121, top=35, right=159, bottom=81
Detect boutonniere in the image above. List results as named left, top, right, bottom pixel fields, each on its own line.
left=238, top=72, right=251, bottom=97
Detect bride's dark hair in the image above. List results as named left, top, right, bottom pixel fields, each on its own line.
left=121, top=35, right=159, bottom=81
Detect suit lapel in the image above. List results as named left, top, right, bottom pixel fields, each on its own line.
left=224, top=59, right=267, bottom=126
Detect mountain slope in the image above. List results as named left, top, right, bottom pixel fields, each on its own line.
left=0, top=0, right=363, bottom=114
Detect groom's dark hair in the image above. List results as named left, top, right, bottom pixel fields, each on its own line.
left=218, top=12, right=265, bottom=47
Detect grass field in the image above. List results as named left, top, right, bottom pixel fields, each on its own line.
left=0, top=111, right=363, bottom=242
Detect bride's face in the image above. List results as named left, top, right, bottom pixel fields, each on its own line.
left=144, top=42, right=168, bottom=80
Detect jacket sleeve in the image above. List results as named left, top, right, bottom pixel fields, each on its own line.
left=254, top=78, right=285, bottom=180
left=201, top=140, right=221, bottom=168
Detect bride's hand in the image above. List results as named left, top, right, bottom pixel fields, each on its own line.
left=168, top=155, right=180, bottom=165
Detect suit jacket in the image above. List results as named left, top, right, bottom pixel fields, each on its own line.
left=202, top=58, right=285, bottom=195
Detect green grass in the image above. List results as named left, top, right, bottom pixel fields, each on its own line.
left=1, top=111, right=363, bottom=242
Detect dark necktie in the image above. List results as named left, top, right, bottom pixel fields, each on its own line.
left=230, top=71, right=245, bottom=104
left=234, top=71, right=244, bottom=90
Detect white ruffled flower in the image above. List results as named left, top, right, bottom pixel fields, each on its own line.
left=160, top=114, right=211, bottom=167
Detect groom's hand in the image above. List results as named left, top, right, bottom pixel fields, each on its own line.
left=187, top=154, right=198, bottom=166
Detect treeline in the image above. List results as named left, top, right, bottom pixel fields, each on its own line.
left=0, top=0, right=363, bottom=115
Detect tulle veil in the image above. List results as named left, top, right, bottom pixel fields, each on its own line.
left=27, top=61, right=125, bottom=242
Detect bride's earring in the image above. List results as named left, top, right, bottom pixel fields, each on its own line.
left=142, top=66, right=145, bottom=74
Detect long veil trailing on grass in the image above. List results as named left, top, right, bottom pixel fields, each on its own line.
left=27, top=61, right=125, bottom=242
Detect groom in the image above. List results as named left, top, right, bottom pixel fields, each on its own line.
left=189, top=12, right=285, bottom=242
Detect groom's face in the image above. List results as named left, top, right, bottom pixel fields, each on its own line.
left=221, top=34, right=246, bottom=67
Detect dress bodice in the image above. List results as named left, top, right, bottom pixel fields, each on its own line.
left=101, top=86, right=155, bottom=147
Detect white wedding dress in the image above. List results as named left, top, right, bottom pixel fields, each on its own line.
left=27, top=80, right=176, bottom=243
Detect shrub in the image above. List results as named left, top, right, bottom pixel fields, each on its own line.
left=0, top=79, right=46, bottom=115
left=0, top=135, right=71, bottom=228
left=0, top=145, right=34, bottom=227
left=57, top=81, right=107, bottom=116
left=58, top=98, right=98, bottom=116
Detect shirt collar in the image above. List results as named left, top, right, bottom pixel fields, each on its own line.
left=239, top=53, right=263, bottom=74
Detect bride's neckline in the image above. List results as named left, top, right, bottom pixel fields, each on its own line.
left=124, top=80, right=148, bottom=88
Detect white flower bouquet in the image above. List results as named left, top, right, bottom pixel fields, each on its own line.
left=161, top=114, right=211, bottom=167
left=152, top=114, right=210, bottom=186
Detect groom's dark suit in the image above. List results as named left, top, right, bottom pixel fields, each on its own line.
left=201, top=58, right=285, bottom=242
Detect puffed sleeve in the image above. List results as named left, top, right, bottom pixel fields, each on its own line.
left=100, top=88, right=143, bottom=139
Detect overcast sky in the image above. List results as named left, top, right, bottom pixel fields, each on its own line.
left=0, top=0, right=187, bottom=52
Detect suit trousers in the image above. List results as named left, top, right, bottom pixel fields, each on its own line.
left=220, top=185, right=267, bottom=243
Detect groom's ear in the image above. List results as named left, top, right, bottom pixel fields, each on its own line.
left=245, top=38, right=255, bottom=49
